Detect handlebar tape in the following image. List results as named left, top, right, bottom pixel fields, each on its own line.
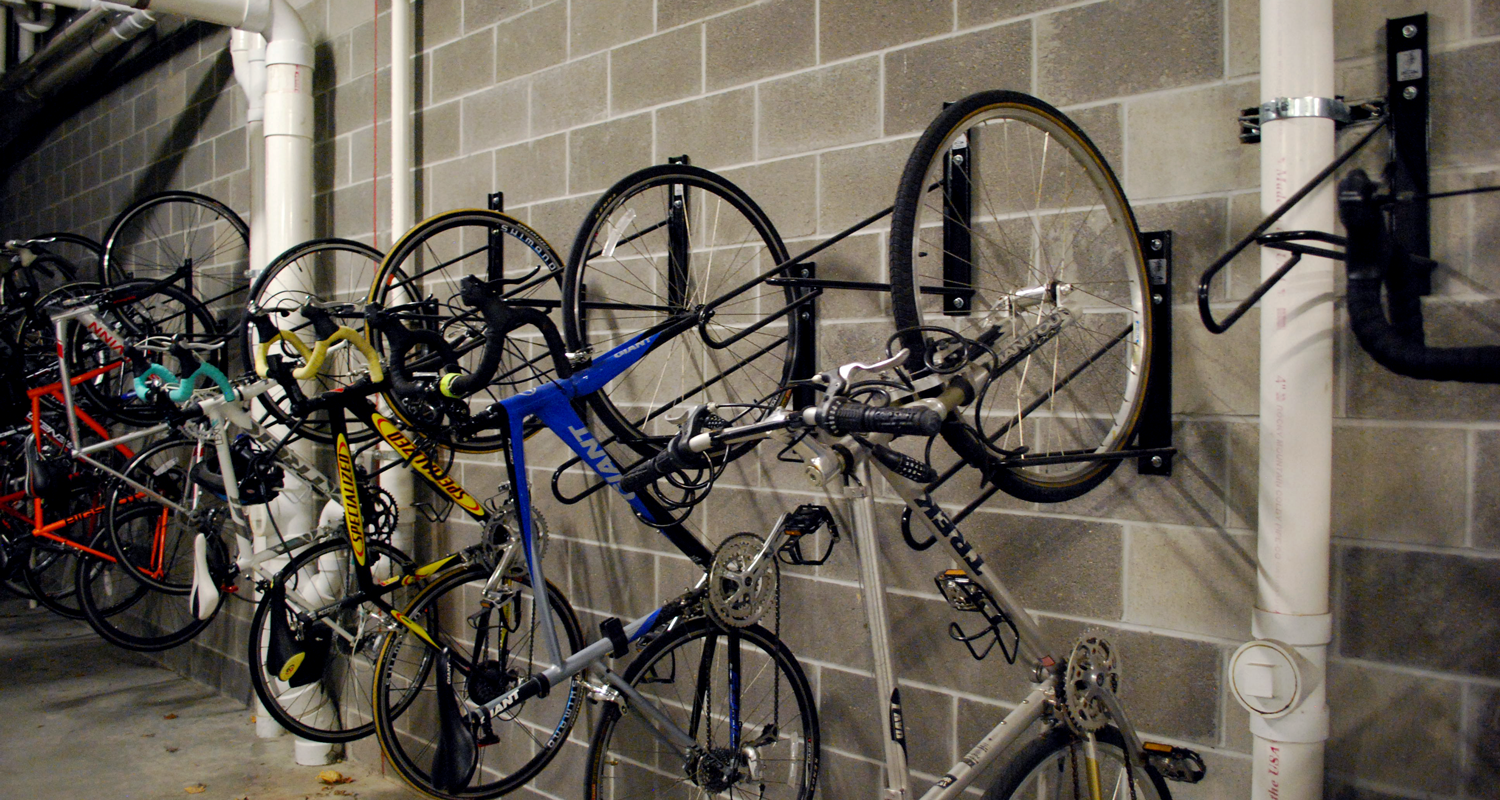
left=436, top=276, right=572, bottom=399
left=813, top=398, right=944, bottom=437
left=1339, top=170, right=1500, bottom=384
left=132, top=362, right=237, bottom=404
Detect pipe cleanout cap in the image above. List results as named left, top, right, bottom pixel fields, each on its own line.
left=1229, top=639, right=1307, bottom=718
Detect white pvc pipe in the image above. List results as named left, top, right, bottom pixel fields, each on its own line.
left=1251, top=0, right=1335, bottom=798
left=382, top=0, right=414, bottom=562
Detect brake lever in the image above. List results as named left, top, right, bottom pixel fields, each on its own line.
left=836, top=348, right=909, bottom=384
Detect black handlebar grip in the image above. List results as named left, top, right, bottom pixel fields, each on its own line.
left=818, top=399, right=943, bottom=437
left=620, top=446, right=687, bottom=494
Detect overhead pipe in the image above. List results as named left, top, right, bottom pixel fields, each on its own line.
left=0, top=6, right=108, bottom=93
left=15, top=2, right=56, bottom=33
left=20, top=9, right=156, bottom=100
left=1228, top=2, right=1335, bottom=800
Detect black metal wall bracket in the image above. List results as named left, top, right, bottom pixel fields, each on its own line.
left=1203, top=14, right=1431, bottom=335
left=1135, top=230, right=1175, bottom=476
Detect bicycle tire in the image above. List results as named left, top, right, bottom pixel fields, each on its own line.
left=584, top=616, right=820, bottom=800
left=22, top=535, right=87, bottom=618
left=371, top=564, right=584, bottom=799
left=76, top=520, right=222, bottom=651
left=562, top=164, right=805, bottom=460
left=249, top=536, right=419, bottom=743
left=366, top=209, right=566, bottom=454
left=889, top=90, right=1151, bottom=503
left=12, top=280, right=102, bottom=389
left=982, top=725, right=1171, bottom=800
left=60, top=280, right=224, bottom=427
left=30, top=231, right=105, bottom=283
left=102, top=190, right=250, bottom=328
left=243, top=237, right=389, bottom=445
left=106, top=436, right=226, bottom=594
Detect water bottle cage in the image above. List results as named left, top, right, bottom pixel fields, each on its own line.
left=934, top=569, right=1020, bottom=663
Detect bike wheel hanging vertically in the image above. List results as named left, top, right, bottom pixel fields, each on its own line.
left=888, top=91, right=1152, bottom=502
left=103, top=191, right=251, bottom=329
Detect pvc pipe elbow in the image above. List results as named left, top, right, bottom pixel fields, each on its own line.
left=262, top=0, right=312, bottom=68
left=17, top=3, right=58, bottom=34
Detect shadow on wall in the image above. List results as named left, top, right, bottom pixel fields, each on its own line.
left=127, top=46, right=233, bottom=207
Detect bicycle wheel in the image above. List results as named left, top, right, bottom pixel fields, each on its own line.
left=585, top=616, right=819, bottom=800
left=76, top=521, right=222, bottom=651
left=30, top=231, right=105, bottom=283
left=562, top=164, right=805, bottom=460
left=889, top=90, right=1151, bottom=502
left=372, top=564, right=584, bottom=799
left=106, top=436, right=227, bottom=593
left=983, top=726, right=1170, bottom=800
left=243, top=238, right=389, bottom=444
left=22, top=535, right=87, bottom=618
left=249, top=536, right=419, bottom=743
left=12, top=280, right=102, bottom=389
left=64, top=280, right=222, bottom=427
left=102, top=191, right=250, bottom=328
left=366, top=210, right=565, bottom=454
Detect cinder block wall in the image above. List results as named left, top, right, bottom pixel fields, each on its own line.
left=4, top=1, right=1499, bottom=799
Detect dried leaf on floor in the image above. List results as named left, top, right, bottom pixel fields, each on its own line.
left=165, top=746, right=179, bottom=753
left=183, top=784, right=205, bottom=794
left=317, top=770, right=354, bottom=785
left=164, top=713, right=178, bottom=720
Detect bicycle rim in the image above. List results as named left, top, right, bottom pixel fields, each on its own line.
left=373, top=565, right=584, bottom=799
left=249, top=537, right=418, bottom=743
left=585, top=617, right=819, bottom=800
left=367, top=210, right=565, bottom=454
left=562, top=164, right=804, bottom=461
left=102, top=191, right=250, bottom=328
left=983, top=726, right=1171, bottom=800
left=243, top=237, right=388, bottom=445
left=889, top=91, right=1150, bottom=502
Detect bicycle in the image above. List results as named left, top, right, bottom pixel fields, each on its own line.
left=619, top=344, right=1208, bottom=800
left=355, top=278, right=821, bottom=799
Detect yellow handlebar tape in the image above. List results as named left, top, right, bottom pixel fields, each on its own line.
left=254, top=326, right=385, bottom=384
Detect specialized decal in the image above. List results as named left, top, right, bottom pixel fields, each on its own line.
left=372, top=412, right=485, bottom=516
left=336, top=434, right=365, bottom=565
left=567, top=425, right=635, bottom=499
left=912, top=494, right=985, bottom=575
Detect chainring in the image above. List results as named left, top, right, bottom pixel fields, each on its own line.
left=362, top=485, right=399, bottom=542
left=1062, top=635, right=1121, bottom=733
left=705, top=533, right=777, bottom=629
left=486, top=485, right=547, bottom=566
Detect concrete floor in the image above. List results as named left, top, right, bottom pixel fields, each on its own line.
left=0, top=596, right=415, bottom=800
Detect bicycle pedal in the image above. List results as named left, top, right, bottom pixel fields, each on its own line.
left=935, top=569, right=982, bottom=611
left=1143, top=742, right=1207, bottom=783
left=776, top=504, right=839, bottom=566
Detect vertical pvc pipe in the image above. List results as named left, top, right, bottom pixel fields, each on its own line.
left=232, top=28, right=287, bottom=741
left=1252, top=0, right=1334, bottom=798
left=382, top=0, right=415, bottom=562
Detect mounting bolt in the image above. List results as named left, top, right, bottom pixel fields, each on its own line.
left=801, top=268, right=810, bottom=277
left=953, top=297, right=965, bottom=308
left=1402, top=23, right=1418, bottom=38
left=1151, top=238, right=1162, bottom=251
left=1403, top=86, right=1419, bottom=100
left=953, top=154, right=965, bottom=165
left=1151, top=455, right=1164, bottom=468
left=1152, top=293, right=1163, bottom=305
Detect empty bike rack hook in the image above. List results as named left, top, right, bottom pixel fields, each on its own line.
left=1198, top=117, right=1386, bottom=334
